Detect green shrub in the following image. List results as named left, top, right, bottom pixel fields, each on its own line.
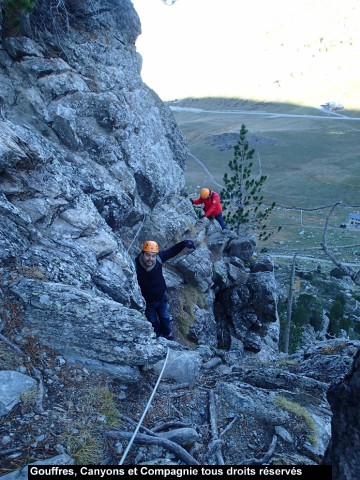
left=171, top=285, right=206, bottom=338
left=328, top=294, right=348, bottom=337
left=353, top=321, right=360, bottom=336
left=3, top=0, right=37, bottom=35
left=279, top=309, right=304, bottom=353
left=293, top=294, right=323, bottom=331
left=279, top=292, right=324, bottom=353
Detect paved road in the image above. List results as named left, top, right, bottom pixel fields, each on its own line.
left=170, top=106, right=360, bottom=121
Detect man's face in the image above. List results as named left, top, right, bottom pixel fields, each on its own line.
left=143, top=251, right=157, bottom=267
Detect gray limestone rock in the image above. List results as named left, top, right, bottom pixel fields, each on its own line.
left=152, top=350, right=202, bottom=385
left=0, top=370, right=37, bottom=416
left=322, top=347, right=360, bottom=479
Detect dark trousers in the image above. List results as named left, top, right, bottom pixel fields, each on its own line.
left=145, top=293, right=172, bottom=338
left=213, top=213, right=227, bottom=230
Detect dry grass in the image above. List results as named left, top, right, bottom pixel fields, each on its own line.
left=275, top=395, right=318, bottom=447
left=62, top=426, right=104, bottom=465
left=171, top=284, right=206, bottom=338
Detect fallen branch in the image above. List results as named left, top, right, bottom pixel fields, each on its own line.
left=106, top=430, right=200, bottom=465
left=152, top=421, right=191, bottom=433
left=239, top=434, right=278, bottom=465
left=119, top=414, right=157, bottom=437
left=321, top=202, right=360, bottom=285
left=219, top=415, right=239, bottom=438
left=205, top=438, right=223, bottom=459
left=205, top=389, right=224, bottom=465
left=209, top=390, right=224, bottom=465
left=31, top=366, right=45, bottom=414
left=0, top=333, right=23, bottom=353
left=0, top=446, right=23, bottom=456
left=158, top=382, right=190, bottom=391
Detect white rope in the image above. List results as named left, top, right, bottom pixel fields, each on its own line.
left=126, top=203, right=197, bottom=255
left=126, top=214, right=146, bottom=253
left=118, top=346, right=171, bottom=465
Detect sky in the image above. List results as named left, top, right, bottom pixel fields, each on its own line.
left=131, top=0, right=360, bottom=109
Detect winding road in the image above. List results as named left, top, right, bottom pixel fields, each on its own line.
left=170, top=105, right=360, bottom=121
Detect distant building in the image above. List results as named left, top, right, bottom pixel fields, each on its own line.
left=320, top=101, right=344, bottom=111
left=348, top=213, right=360, bottom=229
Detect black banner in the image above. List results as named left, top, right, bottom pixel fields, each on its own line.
left=28, top=464, right=332, bottom=480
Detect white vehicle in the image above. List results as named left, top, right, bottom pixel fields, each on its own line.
left=320, top=101, right=344, bottom=111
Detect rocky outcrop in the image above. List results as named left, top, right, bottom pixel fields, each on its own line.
left=0, top=370, right=37, bottom=416
left=0, top=0, right=191, bottom=369
left=11, top=278, right=165, bottom=367
left=3, top=337, right=356, bottom=470
left=322, top=347, right=360, bottom=479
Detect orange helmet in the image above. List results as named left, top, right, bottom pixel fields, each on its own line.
left=200, top=188, right=210, bottom=200
left=142, top=240, right=159, bottom=253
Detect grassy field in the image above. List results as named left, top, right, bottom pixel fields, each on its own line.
left=170, top=97, right=360, bottom=263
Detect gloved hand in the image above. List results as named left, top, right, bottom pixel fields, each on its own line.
left=189, top=198, right=194, bottom=204
left=185, top=239, right=196, bottom=250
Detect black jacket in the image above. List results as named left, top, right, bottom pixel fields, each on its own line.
left=135, top=241, right=188, bottom=303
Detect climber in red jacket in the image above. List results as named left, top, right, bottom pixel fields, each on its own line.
left=190, top=188, right=227, bottom=230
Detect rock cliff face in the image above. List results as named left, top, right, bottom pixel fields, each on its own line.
left=0, top=0, right=187, bottom=371
left=322, top=347, right=360, bottom=479
left=0, top=0, right=279, bottom=371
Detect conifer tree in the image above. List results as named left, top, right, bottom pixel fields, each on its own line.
left=2, top=0, right=37, bottom=36
left=221, top=124, right=281, bottom=241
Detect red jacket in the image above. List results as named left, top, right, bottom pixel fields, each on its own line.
left=192, top=190, right=223, bottom=217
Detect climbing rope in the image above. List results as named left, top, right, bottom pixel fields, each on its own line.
left=118, top=346, right=171, bottom=465
left=126, top=214, right=147, bottom=253
left=126, top=202, right=196, bottom=255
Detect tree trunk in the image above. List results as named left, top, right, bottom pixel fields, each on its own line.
left=284, top=253, right=297, bottom=354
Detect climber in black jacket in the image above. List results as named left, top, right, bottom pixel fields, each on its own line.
left=135, top=239, right=196, bottom=340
